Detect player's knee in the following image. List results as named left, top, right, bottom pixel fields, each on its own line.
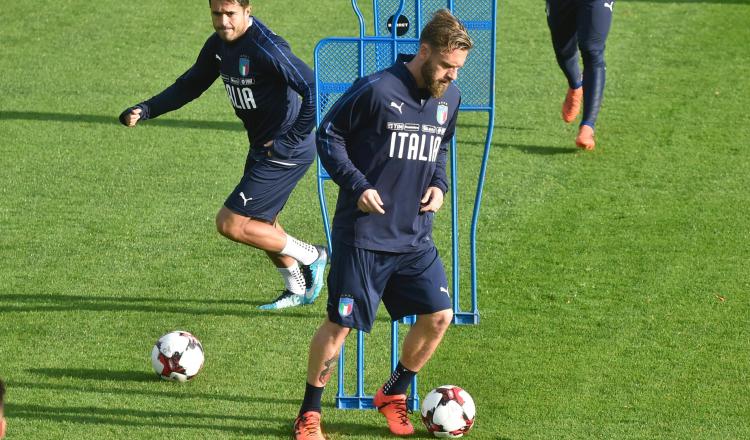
left=215, top=214, right=229, bottom=237
left=322, top=318, right=352, bottom=341
left=428, top=309, right=453, bottom=333
left=580, top=48, right=605, bottom=69
left=215, top=210, right=239, bottom=239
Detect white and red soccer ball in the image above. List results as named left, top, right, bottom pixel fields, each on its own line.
left=421, top=385, right=476, bottom=438
left=151, top=331, right=205, bottom=382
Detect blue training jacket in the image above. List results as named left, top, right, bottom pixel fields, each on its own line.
left=318, top=55, right=460, bottom=253
left=135, top=17, right=316, bottom=162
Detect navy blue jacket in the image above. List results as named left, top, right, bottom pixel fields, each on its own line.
left=136, top=18, right=316, bottom=162
left=318, top=56, right=460, bottom=252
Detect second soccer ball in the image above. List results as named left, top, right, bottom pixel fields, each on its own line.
left=151, top=330, right=205, bottom=382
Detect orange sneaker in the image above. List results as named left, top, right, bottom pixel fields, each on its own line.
left=562, top=87, right=583, bottom=123
left=373, top=387, right=414, bottom=436
left=576, top=125, right=595, bottom=150
left=294, top=411, right=325, bottom=440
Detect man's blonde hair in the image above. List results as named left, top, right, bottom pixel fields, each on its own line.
left=419, top=9, right=473, bottom=53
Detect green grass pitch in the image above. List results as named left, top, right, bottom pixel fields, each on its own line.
left=1, top=0, right=749, bottom=438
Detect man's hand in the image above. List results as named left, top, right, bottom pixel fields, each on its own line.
left=420, top=187, right=444, bottom=213
left=264, top=140, right=273, bottom=157
left=358, top=189, right=385, bottom=214
left=119, top=107, right=142, bottom=127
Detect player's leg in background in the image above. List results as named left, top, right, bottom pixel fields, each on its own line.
left=216, top=208, right=325, bottom=309
left=547, top=0, right=585, bottom=123
left=216, top=156, right=318, bottom=265
left=266, top=219, right=307, bottom=297
left=577, top=0, right=613, bottom=131
left=215, top=208, right=318, bottom=271
left=547, top=0, right=581, bottom=89
left=217, top=155, right=327, bottom=308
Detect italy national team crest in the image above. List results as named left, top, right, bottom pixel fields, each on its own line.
left=436, top=102, right=449, bottom=125
left=239, top=56, right=250, bottom=77
left=338, top=297, right=354, bottom=317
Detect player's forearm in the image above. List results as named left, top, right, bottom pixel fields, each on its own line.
left=142, top=80, right=204, bottom=120
left=273, top=60, right=317, bottom=157
left=319, top=152, right=374, bottom=197
left=317, top=135, right=373, bottom=197
left=429, top=143, right=450, bottom=193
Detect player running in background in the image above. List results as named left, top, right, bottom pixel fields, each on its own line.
left=0, top=378, right=6, bottom=438
left=119, top=0, right=326, bottom=309
left=292, top=10, right=472, bottom=439
left=546, top=0, right=614, bottom=150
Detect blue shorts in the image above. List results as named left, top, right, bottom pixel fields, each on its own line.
left=224, top=153, right=312, bottom=222
left=326, top=241, right=452, bottom=332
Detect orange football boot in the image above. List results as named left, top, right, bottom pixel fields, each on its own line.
left=294, top=411, right=325, bottom=440
left=576, top=125, right=596, bottom=150
left=374, top=387, right=414, bottom=436
left=562, top=87, right=583, bottom=123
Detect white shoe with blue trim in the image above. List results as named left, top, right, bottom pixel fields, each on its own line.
left=258, top=290, right=304, bottom=310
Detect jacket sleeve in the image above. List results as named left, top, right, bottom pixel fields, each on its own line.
left=316, top=78, right=376, bottom=200
left=256, top=33, right=316, bottom=159
left=429, top=98, right=460, bottom=194
left=139, top=36, right=220, bottom=120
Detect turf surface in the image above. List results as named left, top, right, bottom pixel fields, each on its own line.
left=1, top=0, right=748, bottom=438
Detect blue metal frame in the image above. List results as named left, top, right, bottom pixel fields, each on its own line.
left=371, top=0, right=497, bottom=325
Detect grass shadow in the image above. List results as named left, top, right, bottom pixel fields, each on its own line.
left=0, top=292, right=316, bottom=320
left=0, top=111, right=537, bottom=137
left=0, top=110, right=243, bottom=132
left=461, top=140, right=579, bottom=155
left=0, top=292, right=259, bottom=306
left=27, top=368, right=155, bottom=383
left=502, top=142, right=579, bottom=155
left=9, top=379, right=510, bottom=438
left=8, top=403, right=291, bottom=437
left=11, top=378, right=299, bottom=406
left=459, top=122, right=533, bottom=132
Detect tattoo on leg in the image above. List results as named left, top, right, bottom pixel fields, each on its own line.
left=319, top=356, right=337, bottom=385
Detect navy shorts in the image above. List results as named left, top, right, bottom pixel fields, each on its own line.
left=326, top=241, right=452, bottom=332
left=224, top=153, right=312, bottom=222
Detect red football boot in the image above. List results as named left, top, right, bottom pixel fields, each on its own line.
left=562, top=87, right=583, bottom=123
left=374, top=387, right=415, bottom=436
left=293, top=411, right=325, bottom=440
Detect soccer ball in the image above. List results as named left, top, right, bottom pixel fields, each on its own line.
left=421, top=385, right=476, bottom=438
left=151, top=331, right=205, bottom=382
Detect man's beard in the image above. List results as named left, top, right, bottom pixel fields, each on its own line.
left=421, top=61, right=449, bottom=98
